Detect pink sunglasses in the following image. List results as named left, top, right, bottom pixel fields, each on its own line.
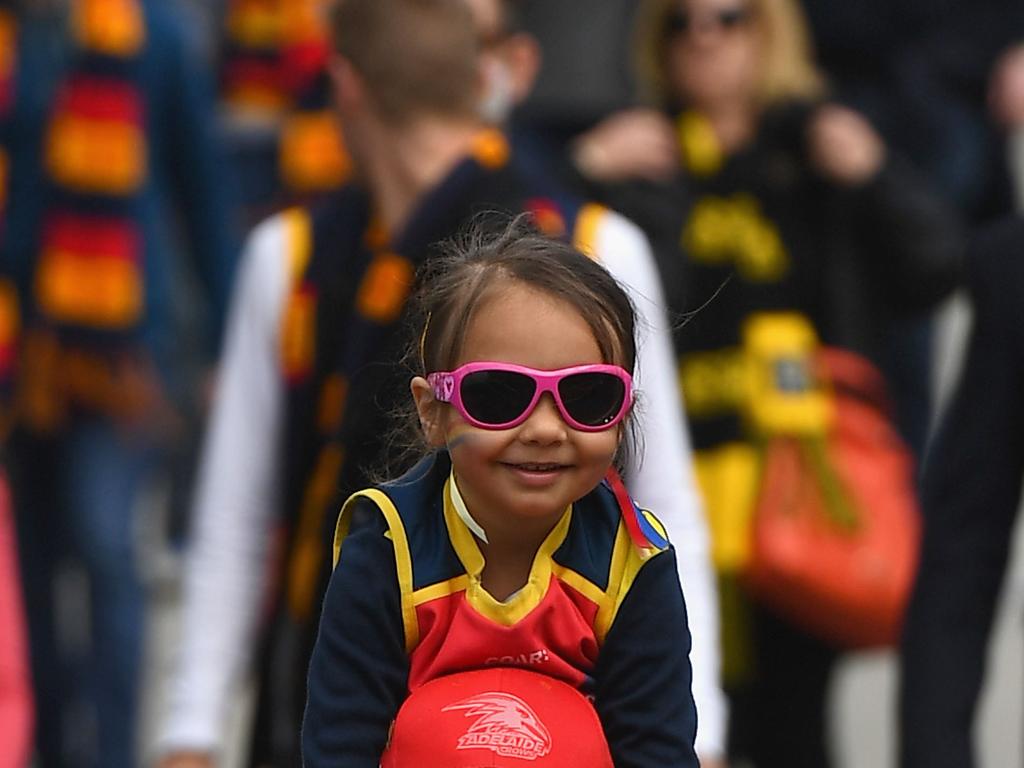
left=427, top=362, right=633, bottom=432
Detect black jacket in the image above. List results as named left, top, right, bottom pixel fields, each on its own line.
left=899, top=217, right=1024, bottom=768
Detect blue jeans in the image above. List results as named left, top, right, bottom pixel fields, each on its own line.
left=12, top=417, right=154, bottom=768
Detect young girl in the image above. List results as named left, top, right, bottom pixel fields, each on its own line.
left=301, top=222, right=699, bottom=767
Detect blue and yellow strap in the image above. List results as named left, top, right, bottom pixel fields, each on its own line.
left=334, top=488, right=419, bottom=653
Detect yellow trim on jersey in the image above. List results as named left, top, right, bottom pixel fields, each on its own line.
left=572, top=203, right=607, bottom=260
left=593, top=521, right=655, bottom=644
left=442, top=476, right=573, bottom=627
left=412, top=575, right=472, bottom=607
left=334, top=479, right=666, bottom=652
left=334, top=489, right=419, bottom=652
left=551, top=563, right=607, bottom=607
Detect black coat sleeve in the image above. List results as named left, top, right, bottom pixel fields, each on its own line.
left=301, top=505, right=410, bottom=767
left=850, top=153, right=965, bottom=314
left=899, top=218, right=1024, bottom=768
left=593, top=547, right=700, bottom=768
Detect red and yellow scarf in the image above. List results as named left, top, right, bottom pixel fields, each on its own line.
left=222, top=0, right=349, bottom=196
left=35, top=0, right=148, bottom=333
left=0, top=2, right=19, bottom=393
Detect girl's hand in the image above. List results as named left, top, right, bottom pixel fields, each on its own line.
left=699, top=756, right=728, bottom=768
left=156, top=752, right=215, bottom=768
left=989, top=43, right=1024, bottom=128
left=572, top=109, right=680, bottom=183
left=807, top=104, right=885, bottom=186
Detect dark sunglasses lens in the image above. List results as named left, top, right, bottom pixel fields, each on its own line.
left=460, top=370, right=537, bottom=425
left=718, top=7, right=751, bottom=28
left=666, top=7, right=751, bottom=36
left=558, top=372, right=626, bottom=427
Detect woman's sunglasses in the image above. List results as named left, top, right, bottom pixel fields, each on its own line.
left=665, top=6, right=754, bottom=37
left=427, top=362, right=633, bottom=432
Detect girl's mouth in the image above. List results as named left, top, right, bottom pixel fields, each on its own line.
left=504, top=462, right=569, bottom=472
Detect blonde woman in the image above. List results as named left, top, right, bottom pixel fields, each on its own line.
left=570, top=1, right=963, bottom=766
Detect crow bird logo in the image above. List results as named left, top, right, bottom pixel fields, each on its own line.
left=443, top=692, right=553, bottom=760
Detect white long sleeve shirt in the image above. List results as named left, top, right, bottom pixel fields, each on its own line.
left=159, top=207, right=727, bottom=758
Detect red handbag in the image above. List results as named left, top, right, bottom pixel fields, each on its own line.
left=743, top=347, right=921, bottom=648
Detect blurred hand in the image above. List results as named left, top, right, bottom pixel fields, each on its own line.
left=699, top=756, right=728, bottom=768
left=806, top=104, right=885, bottom=186
left=572, top=109, right=680, bottom=183
left=989, top=43, right=1024, bottom=128
left=156, top=752, right=215, bottom=768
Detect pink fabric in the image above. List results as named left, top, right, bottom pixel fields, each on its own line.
left=0, top=471, right=33, bottom=768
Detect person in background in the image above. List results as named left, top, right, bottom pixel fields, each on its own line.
left=506, top=0, right=640, bottom=168
left=0, top=468, right=32, bottom=768
left=2, top=0, right=238, bottom=765
left=991, top=40, right=1024, bottom=210
left=0, top=6, right=32, bottom=761
left=157, top=0, right=717, bottom=765
left=794, top=8, right=1024, bottom=449
left=798, top=0, right=1024, bottom=222
left=569, top=0, right=963, bottom=765
left=470, top=0, right=540, bottom=128
left=899, top=217, right=1024, bottom=768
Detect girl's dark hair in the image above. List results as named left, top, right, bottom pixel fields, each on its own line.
left=382, top=214, right=641, bottom=479
left=416, top=216, right=637, bottom=376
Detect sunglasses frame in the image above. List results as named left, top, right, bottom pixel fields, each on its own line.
left=427, top=362, right=634, bottom=432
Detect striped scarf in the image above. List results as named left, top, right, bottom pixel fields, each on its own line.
left=34, top=0, right=148, bottom=339
left=221, top=0, right=349, bottom=197
left=0, top=1, right=19, bottom=405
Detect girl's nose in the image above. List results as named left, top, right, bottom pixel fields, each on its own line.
left=518, top=393, right=568, bottom=444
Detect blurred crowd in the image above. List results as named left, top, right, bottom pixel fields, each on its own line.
left=0, top=0, right=1022, bottom=766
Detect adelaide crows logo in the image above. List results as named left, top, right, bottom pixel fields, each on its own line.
left=442, top=692, right=553, bottom=761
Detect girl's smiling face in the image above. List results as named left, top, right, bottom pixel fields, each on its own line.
left=413, top=281, right=624, bottom=531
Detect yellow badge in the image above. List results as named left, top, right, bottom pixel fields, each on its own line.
left=741, top=312, right=832, bottom=436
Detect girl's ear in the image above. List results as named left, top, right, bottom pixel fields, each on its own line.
left=411, top=377, right=446, bottom=447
